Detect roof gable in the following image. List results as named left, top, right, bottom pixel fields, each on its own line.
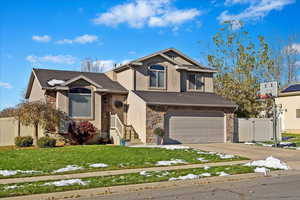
left=113, top=48, right=216, bottom=73
left=25, top=69, right=128, bottom=99
left=62, top=75, right=103, bottom=88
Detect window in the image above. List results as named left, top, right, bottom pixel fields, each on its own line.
left=149, top=64, right=165, bottom=88
left=296, top=109, right=300, bottom=118
left=69, top=88, right=92, bottom=118
left=188, top=73, right=204, bottom=90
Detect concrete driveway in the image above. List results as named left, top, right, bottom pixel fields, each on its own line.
left=187, top=143, right=300, bottom=170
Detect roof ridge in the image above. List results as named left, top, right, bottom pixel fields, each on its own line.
left=33, top=68, right=105, bottom=75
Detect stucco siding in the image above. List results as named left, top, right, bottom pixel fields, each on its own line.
left=127, top=91, right=147, bottom=143
left=276, top=95, right=300, bottom=133
left=105, top=70, right=117, bottom=81
left=28, top=77, right=45, bottom=102
left=56, top=91, right=68, bottom=115
left=135, top=56, right=181, bottom=92
left=116, top=68, right=134, bottom=90
left=204, top=73, right=214, bottom=92
left=163, top=51, right=193, bottom=65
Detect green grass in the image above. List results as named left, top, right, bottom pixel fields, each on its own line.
left=0, top=165, right=256, bottom=198
left=282, top=133, right=300, bottom=147
left=0, top=145, right=247, bottom=179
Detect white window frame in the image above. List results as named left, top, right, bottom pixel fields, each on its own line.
left=188, top=73, right=204, bottom=91
left=148, top=64, right=166, bottom=89
left=68, top=87, right=93, bottom=119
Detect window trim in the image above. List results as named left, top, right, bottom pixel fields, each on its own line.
left=68, top=87, right=94, bottom=119
left=148, top=64, right=167, bottom=90
left=296, top=109, right=300, bottom=118
left=187, top=73, right=204, bottom=91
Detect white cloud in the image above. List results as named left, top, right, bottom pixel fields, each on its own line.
left=296, top=61, right=300, bottom=66
left=218, top=0, right=295, bottom=29
left=56, top=34, right=98, bottom=44
left=32, top=35, right=51, bottom=43
left=283, top=43, right=300, bottom=55
left=0, top=82, right=12, bottom=89
left=224, top=0, right=254, bottom=6
left=93, top=0, right=201, bottom=29
left=128, top=51, right=136, bottom=55
left=26, top=55, right=76, bottom=65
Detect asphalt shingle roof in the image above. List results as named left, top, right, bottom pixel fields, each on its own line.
left=281, top=84, right=300, bottom=93
left=133, top=90, right=236, bottom=108
left=33, top=68, right=127, bottom=92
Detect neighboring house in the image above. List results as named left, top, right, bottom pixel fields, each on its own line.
left=276, top=84, right=300, bottom=134
left=25, top=48, right=237, bottom=144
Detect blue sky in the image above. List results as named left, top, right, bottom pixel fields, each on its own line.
left=0, top=0, right=299, bottom=110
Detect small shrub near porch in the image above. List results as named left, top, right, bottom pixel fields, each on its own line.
left=37, top=137, right=56, bottom=148
left=15, top=136, right=33, bottom=147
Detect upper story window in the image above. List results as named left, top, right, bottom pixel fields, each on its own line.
left=149, top=64, right=165, bottom=88
left=69, top=87, right=92, bottom=118
left=188, top=73, right=204, bottom=90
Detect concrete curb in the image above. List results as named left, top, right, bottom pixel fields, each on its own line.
left=0, top=160, right=247, bottom=185
left=2, top=170, right=299, bottom=200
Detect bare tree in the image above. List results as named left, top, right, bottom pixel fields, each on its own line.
left=282, top=35, right=299, bottom=85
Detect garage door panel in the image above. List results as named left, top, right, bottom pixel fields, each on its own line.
left=167, top=112, right=224, bottom=144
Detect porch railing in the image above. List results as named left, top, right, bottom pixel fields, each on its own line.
left=110, top=113, right=125, bottom=138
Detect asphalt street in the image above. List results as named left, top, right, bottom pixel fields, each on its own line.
left=80, top=173, right=300, bottom=200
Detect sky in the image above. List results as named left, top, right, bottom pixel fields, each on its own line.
left=0, top=0, right=299, bottom=110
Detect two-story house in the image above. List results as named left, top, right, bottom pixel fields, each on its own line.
left=25, top=48, right=237, bottom=144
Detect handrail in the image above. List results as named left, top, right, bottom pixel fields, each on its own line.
left=110, top=113, right=124, bottom=138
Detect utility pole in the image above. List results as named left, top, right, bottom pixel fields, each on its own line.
left=273, top=98, right=278, bottom=147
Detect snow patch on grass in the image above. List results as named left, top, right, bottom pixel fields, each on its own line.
left=53, top=165, right=83, bottom=173
left=130, top=145, right=190, bottom=150
left=245, top=156, right=289, bottom=170
left=244, top=142, right=255, bottom=145
left=89, top=163, right=108, bottom=168
left=200, top=172, right=211, bottom=177
left=3, top=185, right=23, bottom=190
left=217, top=153, right=235, bottom=159
left=203, top=166, right=210, bottom=170
left=43, top=179, right=88, bottom=187
left=216, top=171, right=230, bottom=176
left=155, top=159, right=187, bottom=166
left=197, top=157, right=209, bottom=162
left=254, top=167, right=270, bottom=175
left=169, top=174, right=199, bottom=181
left=0, top=170, right=41, bottom=177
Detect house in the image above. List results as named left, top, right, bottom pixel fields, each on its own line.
left=25, top=48, right=237, bottom=144
left=276, top=84, right=300, bottom=134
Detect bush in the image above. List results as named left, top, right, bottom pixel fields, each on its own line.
left=37, top=137, right=56, bottom=148
left=68, top=121, right=97, bottom=145
left=15, top=136, right=33, bottom=147
left=153, top=127, right=164, bottom=137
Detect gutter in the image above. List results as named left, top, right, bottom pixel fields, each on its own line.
left=146, top=102, right=237, bottom=108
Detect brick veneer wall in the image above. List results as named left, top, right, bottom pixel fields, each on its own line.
left=45, top=91, right=57, bottom=108
left=146, top=105, right=235, bottom=144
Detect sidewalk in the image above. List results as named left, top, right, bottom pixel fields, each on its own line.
left=0, top=160, right=247, bottom=185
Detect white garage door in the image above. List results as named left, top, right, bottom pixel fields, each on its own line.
left=167, top=112, right=225, bottom=144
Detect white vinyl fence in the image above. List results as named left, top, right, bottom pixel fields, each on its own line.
left=236, top=118, right=281, bottom=142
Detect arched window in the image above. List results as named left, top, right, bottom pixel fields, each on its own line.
left=149, top=64, right=165, bottom=88
left=69, top=87, right=92, bottom=118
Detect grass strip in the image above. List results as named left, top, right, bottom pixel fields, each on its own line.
left=0, top=164, right=257, bottom=198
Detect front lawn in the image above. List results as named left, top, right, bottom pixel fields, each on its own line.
left=0, top=145, right=247, bottom=178
left=0, top=165, right=256, bottom=198
left=282, top=133, right=300, bottom=147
